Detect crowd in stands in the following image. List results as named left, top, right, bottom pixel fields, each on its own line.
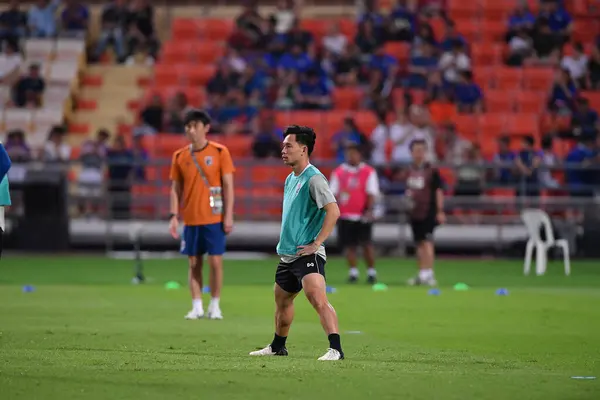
left=135, top=0, right=600, bottom=197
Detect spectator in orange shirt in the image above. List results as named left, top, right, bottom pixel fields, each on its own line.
left=169, top=109, right=235, bottom=321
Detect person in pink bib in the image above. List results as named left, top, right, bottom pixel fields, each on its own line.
left=330, top=143, right=381, bottom=283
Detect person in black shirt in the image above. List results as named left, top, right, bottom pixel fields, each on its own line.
left=107, top=135, right=134, bottom=220
left=334, top=45, right=361, bottom=86
left=532, top=20, right=560, bottom=63
left=589, top=44, right=600, bottom=89
left=94, top=0, right=128, bottom=61
left=12, top=63, right=45, bottom=108
left=126, top=0, right=159, bottom=60
left=139, top=94, right=164, bottom=133
left=0, top=0, right=27, bottom=44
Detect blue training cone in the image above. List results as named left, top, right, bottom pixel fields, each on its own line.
left=326, top=286, right=337, bottom=294
left=22, top=285, right=35, bottom=293
left=496, top=288, right=509, bottom=296
left=202, top=286, right=211, bottom=293
left=428, top=288, right=441, bottom=296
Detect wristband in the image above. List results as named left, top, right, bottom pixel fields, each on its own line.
left=168, top=213, right=177, bottom=220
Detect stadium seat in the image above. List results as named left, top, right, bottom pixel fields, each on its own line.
left=3, top=109, right=34, bottom=132
left=514, top=90, right=546, bottom=113
left=485, top=90, right=514, bottom=113
left=522, top=67, right=555, bottom=91
left=332, top=87, right=362, bottom=110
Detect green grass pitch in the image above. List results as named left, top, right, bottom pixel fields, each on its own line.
left=1, top=255, right=599, bottom=400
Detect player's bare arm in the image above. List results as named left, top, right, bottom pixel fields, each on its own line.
left=222, top=172, right=234, bottom=234
left=436, top=187, right=445, bottom=224
left=169, top=180, right=182, bottom=239
left=297, top=202, right=340, bottom=256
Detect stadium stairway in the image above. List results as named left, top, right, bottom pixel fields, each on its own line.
left=71, top=65, right=152, bottom=141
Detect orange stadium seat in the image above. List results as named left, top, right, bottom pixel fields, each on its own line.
left=522, top=67, right=555, bottom=91
left=481, top=21, right=506, bottom=42
left=210, top=135, right=253, bottom=158
left=515, top=91, right=546, bottom=113
left=495, top=68, right=523, bottom=90
left=383, top=42, right=410, bottom=63
left=198, top=19, right=235, bottom=41
left=505, top=113, right=540, bottom=137
left=478, top=114, right=506, bottom=138
left=448, top=0, right=480, bottom=19
left=485, top=89, right=514, bottom=113
left=332, top=87, right=362, bottom=110
left=481, top=0, right=516, bottom=19
left=471, top=44, right=504, bottom=66
left=160, top=41, right=195, bottom=64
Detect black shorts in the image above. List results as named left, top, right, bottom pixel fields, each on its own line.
left=0, top=228, right=3, bottom=259
left=337, top=219, right=373, bottom=248
left=275, top=254, right=326, bottom=294
left=410, top=218, right=437, bottom=243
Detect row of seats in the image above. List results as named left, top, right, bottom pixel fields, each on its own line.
left=447, top=0, right=597, bottom=18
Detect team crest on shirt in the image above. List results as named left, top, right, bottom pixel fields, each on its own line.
left=295, top=182, right=302, bottom=195
left=204, top=156, right=213, bottom=166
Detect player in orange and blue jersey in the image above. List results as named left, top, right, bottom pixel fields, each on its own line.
left=169, top=109, right=235, bottom=320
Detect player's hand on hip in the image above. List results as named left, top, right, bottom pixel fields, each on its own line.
left=169, top=216, right=179, bottom=239
left=223, top=214, right=234, bottom=235
left=297, top=242, right=319, bottom=256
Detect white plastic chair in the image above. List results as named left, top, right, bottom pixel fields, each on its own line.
left=521, top=209, right=571, bottom=276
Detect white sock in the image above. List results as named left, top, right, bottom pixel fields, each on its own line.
left=349, top=267, right=359, bottom=277
left=367, top=268, right=377, bottom=277
left=419, top=269, right=434, bottom=281
left=192, top=299, right=203, bottom=312
left=210, top=297, right=220, bottom=308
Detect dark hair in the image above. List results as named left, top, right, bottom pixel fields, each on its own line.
left=410, top=139, right=427, bottom=150
left=522, top=135, right=535, bottom=146
left=183, top=108, right=211, bottom=126
left=541, top=135, right=553, bottom=149
left=498, top=135, right=510, bottom=145
left=574, top=42, right=584, bottom=52
left=283, top=125, right=317, bottom=155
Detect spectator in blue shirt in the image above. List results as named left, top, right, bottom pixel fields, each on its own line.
left=537, top=0, right=572, bottom=40
left=240, top=64, right=266, bottom=106
left=60, top=0, right=89, bottom=37
left=454, top=70, right=483, bottom=114
left=515, top=135, right=542, bottom=196
left=278, top=44, right=315, bottom=77
left=506, top=2, right=535, bottom=40
left=369, top=44, right=398, bottom=79
left=565, top=137, right=596, bottom=197
left=28, top=0, right=60, bottom=37
left=493, top=136, right=516, bottom=185
left=387, top=0, right=415, bottom=42
left=407, top=41, right=438, bottom=89
left=571, top=97, right=600, bottom=141
left=358, top=0, right=385, bottom=35
left=548, top=68, right=577, bottom=113
left=440, top=20, right=466, bottom=52
left=331, top=118, right=365, bottom=163
left=295, top=69, right=331, bottom=110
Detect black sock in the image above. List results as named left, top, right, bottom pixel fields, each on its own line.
left=328, top=333, right=342, bottom=352
left=270, top=333, right=287, bottom=351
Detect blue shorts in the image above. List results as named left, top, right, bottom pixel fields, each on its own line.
left=180, top=223, right=226, bottom=256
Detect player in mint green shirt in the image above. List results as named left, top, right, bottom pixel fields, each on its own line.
left=249, top=125, right=344, bottom=361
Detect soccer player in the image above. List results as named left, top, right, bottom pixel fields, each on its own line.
left=404, top=139, right=445, bottom=286
left=249, top=125, right=344, bottom=361
left=168, top=109, right=235, bottom=320
left=0, top=140, right=11, bottom=259
left=330, top=142, right=381, bottom=284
